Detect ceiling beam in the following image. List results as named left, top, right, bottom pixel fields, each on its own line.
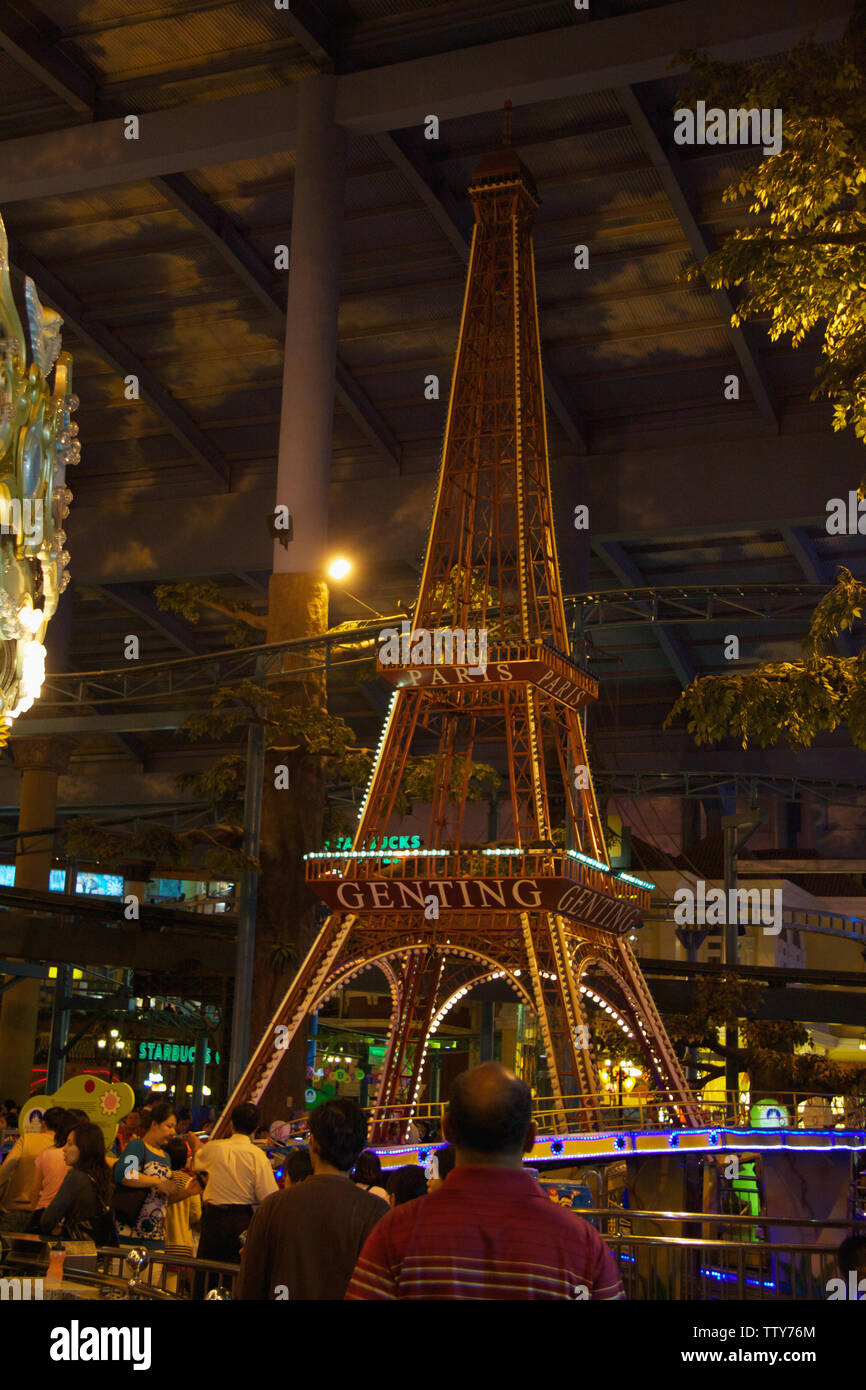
left=781, top=523, right=831, bottom=586
left=9, top=239, right=231, bottom=489
left=780, top=524, right=855, bottom=657
left=0, top=87, right=298, bottom=205
left=11, top=711, right=192, bottom=737
left=0, top=7, right=94, bottom=112
left=0, top=0, right=397, bottom=480
left=0, top=0, right=848, bottom=204
left=333, top=360, right=402, bottom=470
left=95, top=584, right=204, bottom=658
left=153, top=174, right=401, bottom=471
left=334, top=0, right=848, bottom=134
left=373, top=131, right=472, bottom=263
left=281, top=0, right=337, bottom=66
left=236, top=572, right=271, bottom=594
left=593, top=540, right=695, bottom=688
left=152, top=172, right=287, bottom=327
left=0, top=911, right=235, bottom=974
left=614, top=85, right=779, bottom=434
left=113, top=732, right=148, bottom=767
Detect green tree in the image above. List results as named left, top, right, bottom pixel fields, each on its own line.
left=665, top=567, right=866, bottom=747
left=677, top=2, right=866, bottom=469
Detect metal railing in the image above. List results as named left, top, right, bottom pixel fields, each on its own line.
left=365, top=1089, right=866, bottom=1142
left=95, top=1246, right=240, bottom=1299
left=4, top=1224, right=860, bottom=1301
left=305, top=848, right=650, bottom=910
left=558, top=1211, right=866, bottom=1301
left=607, top=1235, right=844, bottom=1301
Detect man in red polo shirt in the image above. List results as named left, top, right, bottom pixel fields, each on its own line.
left=346, top=1061, right=624, bottom=1300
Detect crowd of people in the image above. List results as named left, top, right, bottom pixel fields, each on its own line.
left=0, top=1063, right=627, bottom=1298
left=0, top=1099, right=203, bottom=1251
left=3, top=1062, right=864, bottom=1300
left=235, top=1063, right=625, bottom=1300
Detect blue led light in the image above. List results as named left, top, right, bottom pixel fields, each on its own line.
left=617, top=871, right=655, bottom=891
left=568, top=850, right=610, bottom=873
left=551, top=1140, right=564, bottom=1155
left=669, top=1133, right=679, bottom=1147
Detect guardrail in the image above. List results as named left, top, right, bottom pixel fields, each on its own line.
left=305, top=848, right=651, bottom=912
left=365, top=1090, right=866, bottom=1140
left=5, top=1225, right=860, bottom=1301
left=95, top=1247, right=240, bottom=1299
left=606, top=1235, right=843, bottom=1301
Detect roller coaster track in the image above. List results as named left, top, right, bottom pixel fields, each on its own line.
left=21, top=583, right=838, bottom=716
left=648, top=902, right=866, bottom=945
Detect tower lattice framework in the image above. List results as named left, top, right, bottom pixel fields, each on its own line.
left=216, top=133, right=697, bottom=1140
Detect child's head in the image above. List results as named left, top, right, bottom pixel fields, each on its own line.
left=164, top=1137, right=189, bottom=1172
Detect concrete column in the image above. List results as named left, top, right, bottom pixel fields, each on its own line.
left=0, top=735, right=75, bottom=1102
left=272, top=73, right=345, bottom=582
left=248, top=74, right=345, bottom=1124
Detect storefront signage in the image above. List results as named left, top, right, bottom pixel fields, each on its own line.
left=137, top=1042, right=220, bottom=1064
left=323, top=834, right=423, bottom=853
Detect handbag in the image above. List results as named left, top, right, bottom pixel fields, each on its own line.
left=64, top=1176, right=119, bottom=1247
left=111, top=1180, right=147, bottom=1226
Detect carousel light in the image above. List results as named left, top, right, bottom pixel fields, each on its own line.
left=0, top=227, right=77, bottom=736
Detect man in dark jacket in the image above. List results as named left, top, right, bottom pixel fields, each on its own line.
left=236, top=1098, right=387, bottom=1300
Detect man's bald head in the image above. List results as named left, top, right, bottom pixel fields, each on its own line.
left=446, top=1063, right=532, bottom=1156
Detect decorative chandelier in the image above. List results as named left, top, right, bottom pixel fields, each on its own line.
left=0, top=212, right=77, bottom=746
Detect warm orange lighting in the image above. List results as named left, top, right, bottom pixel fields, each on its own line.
left=328, top=557, right=351, bottom=581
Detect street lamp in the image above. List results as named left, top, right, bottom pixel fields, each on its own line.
left=326, top=557, right=383, bottom=618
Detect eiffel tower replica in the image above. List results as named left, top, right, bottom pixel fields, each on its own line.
left=216, top=114, right=696, bottom=1141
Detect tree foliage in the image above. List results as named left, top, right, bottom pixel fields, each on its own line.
left=662, top=971, right=766, bottom=1059
left=677, top=2, right=866, bottom=470
left=666, top=568, right=866, bottom=748
left=652, top=972, right=866, bottom=1095
left=154, top=582, right=267, bottom=647
left=63, top=815, right=254, bottom=882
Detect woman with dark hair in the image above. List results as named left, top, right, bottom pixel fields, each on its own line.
left=350, top=1149, right=388, bottom=1202
left=39, top=1122, right=117, bottom=1245
left=386, top=1164, right=428, bottom=1207
left=114, top=1100, right=186, bottom=1249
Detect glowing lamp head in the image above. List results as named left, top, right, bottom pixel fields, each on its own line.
left=328, top=557, right=352, bottom=581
